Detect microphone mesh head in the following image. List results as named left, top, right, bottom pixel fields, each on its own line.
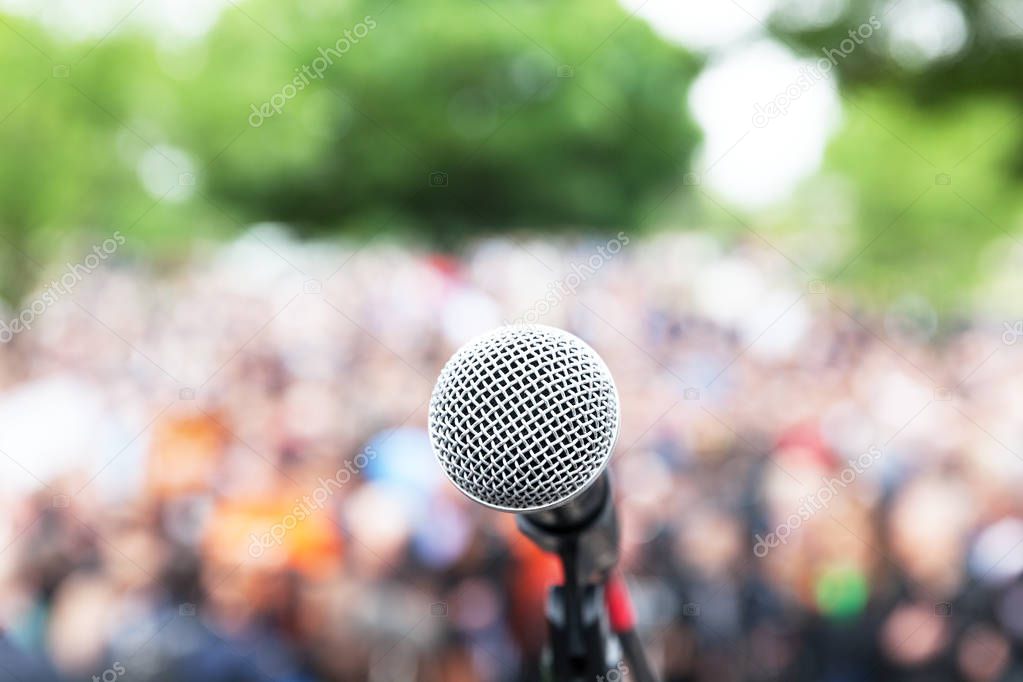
left=429, top=325, right=620, bottom=512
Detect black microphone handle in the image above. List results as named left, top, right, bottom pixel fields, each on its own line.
left=516, top=473, right=619, bottom=585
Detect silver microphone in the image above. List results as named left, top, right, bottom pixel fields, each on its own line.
left=428, top=324, right=620, bottom=514
left=430, top=326, right=661, bottom=682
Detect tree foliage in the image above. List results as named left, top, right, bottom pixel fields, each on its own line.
left=174, top=0, right=702, bottom=241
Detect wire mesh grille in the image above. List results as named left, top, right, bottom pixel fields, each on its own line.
left=429, top=325, right=619, bottom=512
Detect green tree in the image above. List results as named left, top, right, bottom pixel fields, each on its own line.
left=175, top=0, right=702, bottom=241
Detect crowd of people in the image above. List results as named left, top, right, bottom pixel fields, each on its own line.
left=0, top=226, right=1021, bottom=681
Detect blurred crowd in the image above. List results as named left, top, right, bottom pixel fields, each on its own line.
left=0, top=227, right=1022, bottom=681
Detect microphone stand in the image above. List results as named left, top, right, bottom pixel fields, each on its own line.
left=516, top=476, right=659, bottom=682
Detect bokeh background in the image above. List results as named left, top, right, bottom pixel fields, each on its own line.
left=1, top=0, right=1023, bottom=680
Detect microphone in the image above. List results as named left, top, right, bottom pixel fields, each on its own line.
left=428, top=324, right=619, bottom=514
left=429, top=325, right=659, bottom=682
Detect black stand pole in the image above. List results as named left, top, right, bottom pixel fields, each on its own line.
left=516, top=476, right=658, bottom=682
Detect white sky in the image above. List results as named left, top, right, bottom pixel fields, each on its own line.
left=621, top=0, right=841, bottom=208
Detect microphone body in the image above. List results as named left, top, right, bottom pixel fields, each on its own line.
left=429, top=325, right=658, bottom=682
left=517, top=473, right=619, bottom=586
